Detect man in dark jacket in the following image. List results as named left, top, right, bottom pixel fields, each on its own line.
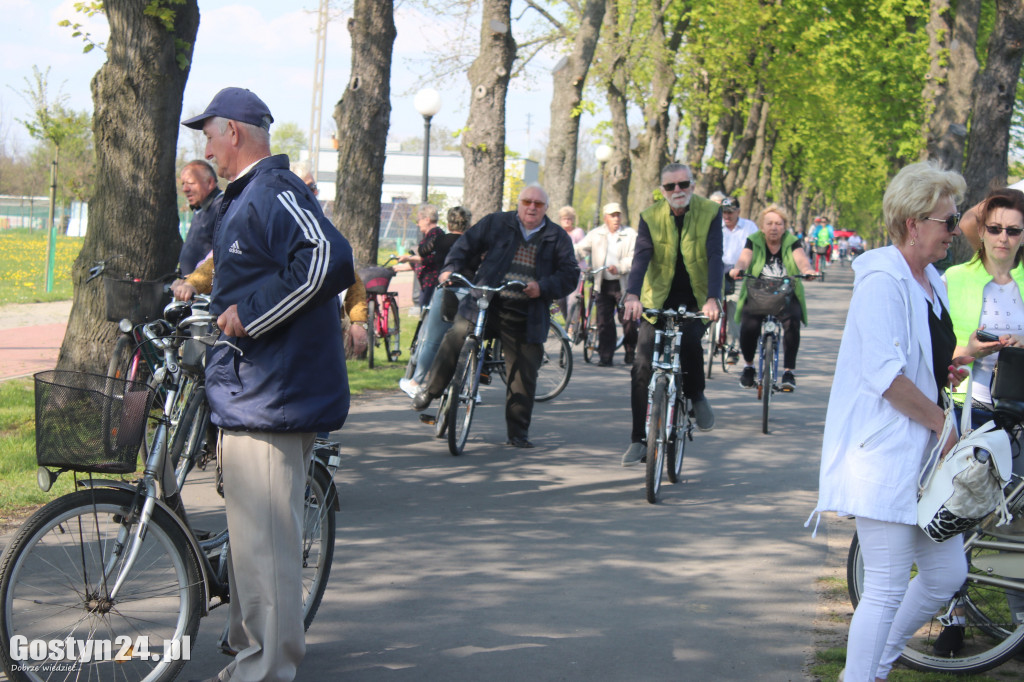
left=177, top=159, right=222, bottom=275
left=412, top=185, right=579, bottom=448
left=182, top=87, right=354, bottom=682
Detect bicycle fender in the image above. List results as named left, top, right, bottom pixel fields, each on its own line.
left=311, top=459, right=341, bottom=511
left=74, top=479, right=212, bottom=614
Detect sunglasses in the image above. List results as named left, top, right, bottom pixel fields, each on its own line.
left=662, top=180, right=692, bottom=192
left=306, top=183, right=318, bottom=193
left=520, top=199, right=546, bottom=207
left=985, top=224, right=1024, bottom=238
left=921, top=212, right=961, bottom=232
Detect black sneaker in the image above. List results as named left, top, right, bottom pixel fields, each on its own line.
left=727, top=349, right=739, bottom=365
left=740, top=366, right=755, bottom=388
left=781, top=371, right=796, bottom=392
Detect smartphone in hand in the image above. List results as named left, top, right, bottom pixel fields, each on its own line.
left=976, top=328, right=1000, bottom=343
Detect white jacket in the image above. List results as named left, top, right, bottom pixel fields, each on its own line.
left=812, top=246, right=946, bottom=526
left=574, top=225, right=637, bottom=293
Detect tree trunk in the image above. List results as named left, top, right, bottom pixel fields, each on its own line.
left=601, top=0, right=632, bottom=226
left=921, top=0, right=980, bottom=170
left=954, top=0, right=1024, bottom=263
left=740, top=98, right=770, bottom=220
left=723, top=82, right=765, bottom=196
left=544, top=0, right=606, bottom=211
left=695, top=83, right=738, bottom=199
left=628, top=13, right=687, bottom=216
left=332, top=1, right=395, bottom=266
left=461, top=0, right=516, bottom=219
left=59, top=0, right=199, bottom=373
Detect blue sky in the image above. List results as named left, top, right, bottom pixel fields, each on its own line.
left=0, top=0, right=565, bottom=160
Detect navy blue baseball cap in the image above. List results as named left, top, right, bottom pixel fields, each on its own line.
left=182, top=87, right=274, bottom=130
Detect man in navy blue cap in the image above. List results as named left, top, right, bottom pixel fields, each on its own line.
left=181, top=87, right=354, bottom=682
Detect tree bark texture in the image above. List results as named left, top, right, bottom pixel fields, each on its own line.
left=599, top=0, right=632, bottom=225
left=695, top=83, right=739, bottom=199
left=461, top=0, right=516, bottom=219
left=953, top=0, right=1024, bottom=264
left=332, top=1, right=396, bottom=266
left=722, top=81, right=766, bottom=199
left=60, top=0, right=199, bottom=373
left=921, top=0, right=980, bottom=170
left=628, top=13, right=687, bottom=216
left=543, top=0, right=606, bottom=211
left=739, top=98, right=771, bottom=220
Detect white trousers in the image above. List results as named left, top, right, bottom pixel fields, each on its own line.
left=845, top=517, right=966, bottom=681
left=217, top=431, right=315, bottom=682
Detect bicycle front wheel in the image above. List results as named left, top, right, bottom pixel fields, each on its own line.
left=535, top=321, right=572, bottom=402
left=761, top=335, right=774, bottom=434
left=0, top=489, right=203, bottom=682
left=447, top=339, right=479, bottom=456
left=366, top=298, right=377, bottom=369
left=383, top=296, right=401, bottom=363
left=645, top=376, right=669, bottom=504
left=301, top=464, right=337, bottom=628
left=847, top=529, right=1024, bottom=674
left=666, top=396, right=688, bottom=484
left=170, top=385, right=211, bottom=490
left=705, top=321, right=717, bottom=379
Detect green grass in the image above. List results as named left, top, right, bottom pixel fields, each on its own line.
left=0, top=229, right=83, bottom=304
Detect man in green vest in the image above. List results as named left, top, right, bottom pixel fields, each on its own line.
left=620, top=163, right=724, bottom=467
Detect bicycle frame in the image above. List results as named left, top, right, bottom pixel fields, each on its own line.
left=757, top=315, right=782, bottom=394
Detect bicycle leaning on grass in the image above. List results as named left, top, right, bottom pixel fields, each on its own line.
left=0, top=299, right=339, bottom=682
left=359, top=255, right=403, bottom=369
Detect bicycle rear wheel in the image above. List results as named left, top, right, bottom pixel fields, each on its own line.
left=170, top=385, right=211, bottom=490
left=847, top=529, right=1024, bottom=674
left=447, top=339, right=479, bottom=456
left=666, top=396, right=688, bottom=484
left=367, top=298, right=377, bottom=369
left=645, top=376, right=669, bottom=504
left=301, top=464, right=336, bottom=628
left=583, top=295, right=597, bottom=363
left=761, top=335, right=774, bottom=434
left=0, top=488, right=202, bottom=682
left=383, top=295, right=401, bottom=362
left=434, top=386, right=451, bottom=439
left=705, top=321, right=717, bottom=379
left=535, top=321, right=572, bottom=402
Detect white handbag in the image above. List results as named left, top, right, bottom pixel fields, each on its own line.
left=917, top=367, right=1014, bottom=542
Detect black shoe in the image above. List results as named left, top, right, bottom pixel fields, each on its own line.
left=740, top=366, right=755, bottom=388
left=597, top=359, right=613, bottom=367
left=932, top=624, right=964, bottom=657
left=727, top=349, right=739, bottom=365
left=781, top=371, right=796, bottom=392
left=506, top=436, right=535, bottom=448
left=411, top=390, right=434, bottom=412
left=623, top=351, right=635, bottom=365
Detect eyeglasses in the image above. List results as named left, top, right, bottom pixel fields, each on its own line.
left=921, top=212, right=961, bottom=233
left=520, top=199, right=546, bottom=207
left=662, top=180, right=692, bottom=192
left=306, top=182, right=318, bottom=193
left=985, top=224, right=1024, bottom=237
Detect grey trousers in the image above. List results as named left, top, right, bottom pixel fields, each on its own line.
left=217, top=430, right=315, bottom=682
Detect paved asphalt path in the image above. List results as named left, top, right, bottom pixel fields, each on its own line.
left=2, top=265, right=858, bottom=681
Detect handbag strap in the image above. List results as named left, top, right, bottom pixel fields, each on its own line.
left=956, top=366, right=974, bottom=435
left=918, top=408, right=956, bottom=496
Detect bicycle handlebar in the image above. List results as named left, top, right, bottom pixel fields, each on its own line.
left=444, top=272, right=527, bottom=293
left=641, top=307, right=708, bottom=321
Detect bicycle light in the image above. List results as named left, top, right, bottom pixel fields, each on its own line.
left=37, top=466, right=57, bottom=492
left=119, top=319, right=134, bottom=334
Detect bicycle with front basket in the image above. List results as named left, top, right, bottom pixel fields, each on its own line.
left=0, top=300, right=339, bottom=682
left=359, top=255, right=402, bottom=369
left=640, top=306, right=707, bottom=504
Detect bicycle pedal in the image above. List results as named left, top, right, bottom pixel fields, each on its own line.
left=418, top=414, right=437, bottom=426
left=479, top=373, right=491, bottom=385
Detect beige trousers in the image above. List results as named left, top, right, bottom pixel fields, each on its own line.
left=216, top=430, right=314, bottom=682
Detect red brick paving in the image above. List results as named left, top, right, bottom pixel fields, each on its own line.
left=0, top=323, right=65, bottom=380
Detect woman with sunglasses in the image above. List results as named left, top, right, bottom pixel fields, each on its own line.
left=811, top=161, right=972, bottom=681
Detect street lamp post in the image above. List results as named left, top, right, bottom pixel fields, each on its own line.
left=594, top=144, right=613, bottom=227
left=414, top=88, right=442, bottom=204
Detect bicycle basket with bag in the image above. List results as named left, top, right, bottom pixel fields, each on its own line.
left=743, top=277, right=793, bottom=317
left=104, top=277, right=171, bottom=324
left=34, top=370, right=157, bottom=475
left=358, top=266, right=396, bottom=295
left=991, top=345, right=1024, bottom=422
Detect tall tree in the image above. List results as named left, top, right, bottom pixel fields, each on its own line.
left=541, top=0, right=606, bottom=210
left=60, top=0, right=199, bottom=373
left=461, top=0, right=516, bottom=218
left=332, top=0, right=396, bottom=266
left=920, top=0, right=980, bottom=169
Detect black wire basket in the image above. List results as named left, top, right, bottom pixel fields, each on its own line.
left=104, top=277, right=170, bottom=324
left=358, top=266, right=396, bottom=295
left=34, top=370, right=157, bottom=475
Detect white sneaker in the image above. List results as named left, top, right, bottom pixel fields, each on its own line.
left=399, top=378, right=419, bottom=399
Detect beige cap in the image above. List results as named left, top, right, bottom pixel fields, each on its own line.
left=603, top=202, right=622, bottom=216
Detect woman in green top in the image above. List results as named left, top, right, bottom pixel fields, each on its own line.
left=729, top=204, right=816, bottom=391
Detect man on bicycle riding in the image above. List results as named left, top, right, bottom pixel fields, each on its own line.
left=182, top=87, right=355, bottom=682
left=411, top=184, right=579, bottom=448
left=621, top=163, right=723, bottom=466
left=719, top=196, right=758, bottom=363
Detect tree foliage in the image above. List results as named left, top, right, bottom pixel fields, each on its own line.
left=270, top=122, right=308, bottom=161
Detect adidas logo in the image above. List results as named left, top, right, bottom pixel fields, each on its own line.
left=229, top=240, right=242, bottom=255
